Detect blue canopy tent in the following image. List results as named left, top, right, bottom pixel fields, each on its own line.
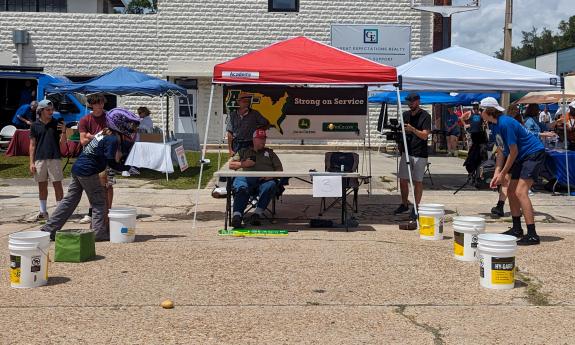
left=45, top=67, right=186, bottom=97
left=46, top=67, right=188, bottom=180
left=368, top=91, right=500, bottom=105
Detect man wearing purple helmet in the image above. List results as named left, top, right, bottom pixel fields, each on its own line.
left=40, top=109, right=140, bottom=241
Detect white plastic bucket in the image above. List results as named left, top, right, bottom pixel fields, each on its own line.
left=8, top=231, right=50, bottom=288
left=453, top=216, right=485, bottom=262
left=109, top=207, right=137, bottom=215
left=418, top=204, right=444, bottom=240
left=477, top=234, right=518, bottom=290
left=109, top=209, right=137, bottom=243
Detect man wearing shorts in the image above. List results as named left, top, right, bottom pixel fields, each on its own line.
left=395, top=93, right=431, bottom=220
left=480, top=97, right=545, bottom=245
left=28, top=100, right=66, bottom=222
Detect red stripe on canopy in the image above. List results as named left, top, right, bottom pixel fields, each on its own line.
left=213, top=36, right=397, bottom=85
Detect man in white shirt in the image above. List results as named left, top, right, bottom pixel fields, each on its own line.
left=539, top=105, right=551, bottom=125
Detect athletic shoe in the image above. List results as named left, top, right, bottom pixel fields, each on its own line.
left=517, top=234, right=540, bottom=246
left=491, top=204, right=504, bottom=217
left=231, top=215, right=243, bottom=228
left=249, top=213, right=262, bottom=226
left=394, top=204, right=409, bottom=214
left=27, top=212, right=49, bottom=223
left=501, top=227, right=523, bottom=238
left=409, top=207, right=417, bottom=220
left=79, top=215, right=92, bottom=224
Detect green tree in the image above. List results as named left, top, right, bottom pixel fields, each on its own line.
left=494, top=15, right=575, bottom=61
left=125, top=0, right=156, bottom=14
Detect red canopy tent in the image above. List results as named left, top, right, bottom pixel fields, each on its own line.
left=213, top=36, right=397, bottom=85
left=193, top=36, right=399, bottom=227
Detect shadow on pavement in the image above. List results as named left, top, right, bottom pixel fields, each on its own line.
left=135, top=234, right=187, bottom=242
left=539, top=235, right=563, bottom=242
left=47, top=276, right=71, bottom=286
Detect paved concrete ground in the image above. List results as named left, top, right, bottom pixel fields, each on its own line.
left=1, top=150, right=574, bottom=344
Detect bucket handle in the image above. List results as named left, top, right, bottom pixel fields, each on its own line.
left=35, top=243, right=50, bottom=262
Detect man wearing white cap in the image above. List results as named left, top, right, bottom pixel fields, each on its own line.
left=480, top=97, right=545, bottom=245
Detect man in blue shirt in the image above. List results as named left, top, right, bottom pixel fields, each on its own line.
left=12, top=101, right=38, bottom=129
left=480, top=97, right=545, bottom=245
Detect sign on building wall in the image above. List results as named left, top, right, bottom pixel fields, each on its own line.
left=331, top=24, right=411, bottom=66
left=223, top=86, right=367, bottom=140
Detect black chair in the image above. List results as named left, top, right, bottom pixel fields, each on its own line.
left=319, top=152, right=369, bottom=216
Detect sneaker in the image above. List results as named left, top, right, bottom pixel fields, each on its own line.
left=231, top=215, right=243, bottom=228
left=41, top=229, right=55, bottom=241
left=491, top=204, right=504, bottom=217
left=394, top=204, right=409, bottom=214
left=409, top=207, right=417, bottom=220
left=501, top=227, right=523, bottom=238
left=517, top=234, right=540, bottom=246
left=249, top=213, right=262, bottom=226
left=528, top=189, right=535, bottom=196
left=79, top=215, right=92, bottom=224
left=27, top=212, right=49, bottom=223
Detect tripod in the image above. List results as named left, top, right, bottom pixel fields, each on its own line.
left=454, top=170, right=477, bottom=195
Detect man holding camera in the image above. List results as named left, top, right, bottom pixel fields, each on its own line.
left=28, top=100, right=66, bottom=222
left=395, top=93, right=431, bottom=220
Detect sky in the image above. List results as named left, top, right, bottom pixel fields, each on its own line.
left=451, top=0, right=574, bottom=56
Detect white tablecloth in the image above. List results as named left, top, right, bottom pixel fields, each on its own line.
left=125, top=140, right=183, bottom=173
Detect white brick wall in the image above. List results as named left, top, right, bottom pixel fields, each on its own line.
left=0, top=0, right=433, bottom=145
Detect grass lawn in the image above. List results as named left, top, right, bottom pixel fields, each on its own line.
left=0, top=151, right=222, bottom=190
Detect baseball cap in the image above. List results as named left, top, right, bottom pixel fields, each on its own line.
left=479, top=97, right=504, bottom=112
left=471, top=101, right=480, bottom=106
left=37, top=99, right=53, bottom=111
left=253, top=128, right=267, bottom=139
left=238, top=91, right=253, bottom=100
left=405, top=93, right=420, bottom=102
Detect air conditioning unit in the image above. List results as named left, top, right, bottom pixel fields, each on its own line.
left=12, top=30, right=29, bottom=45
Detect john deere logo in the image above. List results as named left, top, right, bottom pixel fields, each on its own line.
left=364, top=29, right=378, bottom=44
left=323, top=122, right=360, bottom=134
left=298, top=118, right=311, bottom=129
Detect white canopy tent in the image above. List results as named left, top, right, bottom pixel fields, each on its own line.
left=380, top=46, right=570, bottom=195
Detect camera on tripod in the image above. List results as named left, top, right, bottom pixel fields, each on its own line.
left=384, top=118, right=402, bottom=141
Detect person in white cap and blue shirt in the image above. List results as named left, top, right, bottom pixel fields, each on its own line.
left=480, top=97, right=545, bottom=245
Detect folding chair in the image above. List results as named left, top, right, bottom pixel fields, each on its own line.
left=318, top=152, right=367, bottom=216
left=0, top=125, right=17, bottom=151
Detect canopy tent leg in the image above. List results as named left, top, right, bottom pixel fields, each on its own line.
left=561, top=89, right=571, bottom=195
left=395, top=87, right=419, bottom=227
left=367, top=103, right=372, bottom=195
left=159, top=95, right=169, bottom=181
left=193, top=84, right=215, bottom=228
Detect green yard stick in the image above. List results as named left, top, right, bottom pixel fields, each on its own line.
left=218, top=229, right=289, bottom=237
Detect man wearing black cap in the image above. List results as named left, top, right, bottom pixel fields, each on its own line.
left=395, top=93, right=431, bottom=219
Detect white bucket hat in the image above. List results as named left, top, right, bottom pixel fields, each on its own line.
left=480, top=97, right=505, bottom=112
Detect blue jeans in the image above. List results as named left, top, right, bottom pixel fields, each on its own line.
left=232, top=177, right=277, bottom=215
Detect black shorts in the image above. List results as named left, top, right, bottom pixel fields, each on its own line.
left=510, top=150, right=546, bottom=180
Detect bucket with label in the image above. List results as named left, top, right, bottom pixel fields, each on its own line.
left=418, top=204, right=444, bottom=240
left=477, top=233, right=517, bottom=290
left=453, top=216, right=485, bottom=262
left=8, top=231, right=50, bottom=288
left=109, top=208, right=137, bottom=243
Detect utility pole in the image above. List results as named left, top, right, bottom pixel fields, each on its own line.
left=501, top=0, right=513, bottom=108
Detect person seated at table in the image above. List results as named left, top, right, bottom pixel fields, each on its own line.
left=137, top=106, right=154, bottom=133
left=12, top=101, right=38, bottom=129
left=523, top=103, right=557, bottom=143
left=226, top=91, right=269, bottom=157
left=40, top=109, right=140, bottom=241
left=229, top=129, right=283, bottom=228
left=549, top=101, right=575, bottom=150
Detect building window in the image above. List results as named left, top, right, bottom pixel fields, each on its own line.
left=268, top=0, right=299, bottom=12
left=2, top=0, right=67, bottom=12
